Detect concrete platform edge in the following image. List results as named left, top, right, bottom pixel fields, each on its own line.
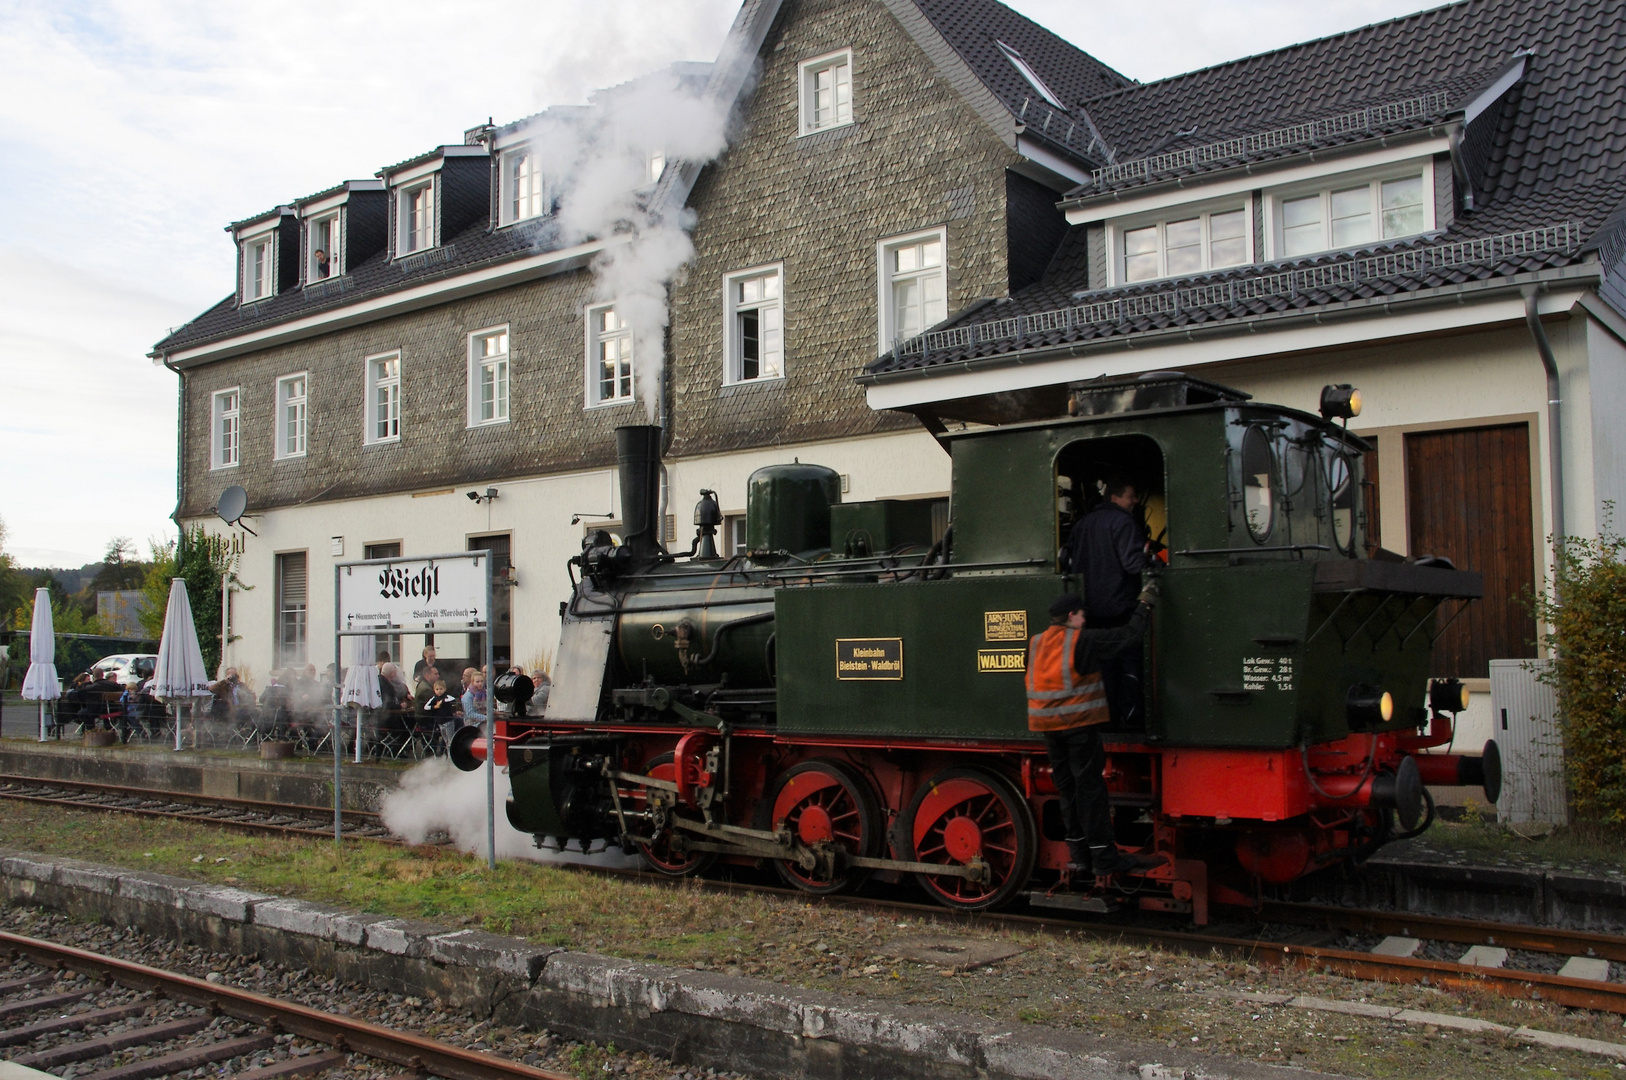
left=0, top=848, right=1340, bottom=1080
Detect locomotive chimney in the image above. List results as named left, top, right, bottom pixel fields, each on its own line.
left=616, top=424, right=664, bottom=560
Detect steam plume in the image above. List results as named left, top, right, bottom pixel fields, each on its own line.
left=521, top=52, right=749, bottom=421
left=381, top=756, right=637, bottom=867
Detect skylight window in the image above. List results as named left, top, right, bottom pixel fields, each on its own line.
left=996, top=41, right=1064, bottom=110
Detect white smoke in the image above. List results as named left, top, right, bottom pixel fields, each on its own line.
left=521, top=55, right=747, bottom=421
left=381, top=756, right=639, bottom=867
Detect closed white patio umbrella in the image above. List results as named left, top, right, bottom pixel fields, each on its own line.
left=340, top=634, right=381, bottom=763
left=153, top=579, right=213, bottom=751
left=19, top=588, right=60, bottom=742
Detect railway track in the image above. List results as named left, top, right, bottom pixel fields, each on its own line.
left=6, top=773, right=1626, bottom=1016
left=0, top=929, right=568, bottom=1080
left=0, top=775, right=398, bottom=843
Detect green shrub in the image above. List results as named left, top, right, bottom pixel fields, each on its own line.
left=1532, top=518, right=1626, bottom=823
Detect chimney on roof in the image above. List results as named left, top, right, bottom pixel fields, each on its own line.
left=464, top=117, right=496, bottom=146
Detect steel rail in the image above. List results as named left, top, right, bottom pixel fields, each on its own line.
left=0, top=930, right=571, bottom=1080
left=1260, top=900, right=1626, bottom=962
left=9, top=774, right=1626, bottom=1012
left=0, top=778, right=393, bottom=844
left=0, top=774, right=383, bottom=822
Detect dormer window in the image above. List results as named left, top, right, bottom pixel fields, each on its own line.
left=307, top=213, right=339, bottom=281
left=243, top=235, right=275, bottom=302
left=799, top=50, right=853, bottom=135
left=400, top=182, right=435, bottom=253
left=647, top=151, right=666, bottom=186
left=1269, top=162, right=1433, bottom=259
left=996, top=41, right=1064, bottom=110
left=503, top=148, right=545, bottom=225
left=1111, top=199, right=1252, bottom=285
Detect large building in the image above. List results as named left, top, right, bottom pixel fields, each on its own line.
left=154, top=0, right=1626, bottom=747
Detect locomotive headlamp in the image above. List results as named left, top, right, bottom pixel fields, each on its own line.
left=1346, top=684, right=1394, bottom=731
left=1429, top=677, right=1471, bottom=713
left=1319, top=384, right=1362, bottom=420
left=492, top=670, right=535, bottom=717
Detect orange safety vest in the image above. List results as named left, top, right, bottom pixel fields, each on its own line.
left=1025, top=626, right=1110, bottom=732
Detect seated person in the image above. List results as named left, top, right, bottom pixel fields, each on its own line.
left=421, top=679, right=462, bottom=747
left=85, top=669, right=122, bottom=729
left=413, top=665, right=443, bottom=711
left=460, top=672, right=487, bottom=726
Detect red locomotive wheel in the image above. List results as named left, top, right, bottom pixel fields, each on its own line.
left=767, top=759, right=882, bottom=895
left=633, top=753, right=717, bottom=877
left=902, top=766, right=1036, bottom=911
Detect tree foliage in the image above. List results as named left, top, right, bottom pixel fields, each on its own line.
left=140, top=527, right=243, bottom=678
left=1532, top=517, right=1626, bottom=824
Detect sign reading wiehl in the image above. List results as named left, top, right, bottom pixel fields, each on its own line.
left=338, top=556, right=488, bottom=631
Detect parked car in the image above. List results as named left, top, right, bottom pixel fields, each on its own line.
left=92, top=654, right=158, bottom=685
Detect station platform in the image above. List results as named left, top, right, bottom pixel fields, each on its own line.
left=0, top=730, right=400, bottom=812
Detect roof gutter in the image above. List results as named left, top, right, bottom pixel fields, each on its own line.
left=1522, top=286, right=1565, bottom=557
left=857, top=262, right=1598, bottom=393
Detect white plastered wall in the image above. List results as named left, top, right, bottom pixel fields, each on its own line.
left=191, top=428, right=949, bottom=687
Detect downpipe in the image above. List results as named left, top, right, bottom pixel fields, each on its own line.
left=1522, top=287, right=1565, bottom=556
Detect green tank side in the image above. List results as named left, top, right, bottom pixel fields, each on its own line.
left=775, top=576, right=1061, bottom=740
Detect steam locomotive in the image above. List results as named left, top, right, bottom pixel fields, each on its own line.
left=452, top=373, right=1499, bottom=921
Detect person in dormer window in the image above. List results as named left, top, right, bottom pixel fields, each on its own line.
left=313, top=248, right=330, bottom=279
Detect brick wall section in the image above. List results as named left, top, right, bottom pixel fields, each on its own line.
left=179, top=268, right=645, bottom=517
left=667, top=0, right=1027, bottom=458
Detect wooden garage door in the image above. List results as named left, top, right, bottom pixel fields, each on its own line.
left=1405, top=424, right=1537, bottom=677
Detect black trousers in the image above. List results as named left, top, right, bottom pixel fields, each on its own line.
left=1043, top=725, right=1115, bottom=848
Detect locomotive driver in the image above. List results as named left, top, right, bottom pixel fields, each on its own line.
left=1026, top=583, right=1159, bottom=878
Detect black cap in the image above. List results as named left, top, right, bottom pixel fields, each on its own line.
left=1048, top=593, right=1085, bottom=617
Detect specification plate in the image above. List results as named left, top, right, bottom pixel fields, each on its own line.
left=1243, top=655, right=1295, bottom=691
left=984, top=610, right=1029, bottom=641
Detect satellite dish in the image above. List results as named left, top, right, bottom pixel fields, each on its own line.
left=217, top=486, right=248, bottom=527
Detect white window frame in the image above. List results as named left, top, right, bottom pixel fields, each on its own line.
left=996, top=40, right=1064, bottom=109
left=365, top=350, right=402, bottom=446
left=306, top=212, right=340, bottom=283
left=241, top=232, right=275, bottom=302
left=722, top=263, right=786, bottom=385
left=500, top=146, right=546, bottom=226
left=399, top=180, right=436, bottom=254
left=274, top=373, right=309, bottom=460
left=211, top=388, right=240, bottom=470
left=584, top=303, right=635, bottom=408
left=1105, top=195, right=1255, bottom=287
left=798, top=49, right=854, bottom=136
left=1263, top=158, right=1435, bottom=261
left=875, top=227, right=949, bottom=354
left=467, top=325, right=511, bottom=427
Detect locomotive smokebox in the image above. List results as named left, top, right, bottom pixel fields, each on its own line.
left=616, top=425, right=664, bottom=560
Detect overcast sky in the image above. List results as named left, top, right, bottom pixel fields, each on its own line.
left=0, top=0, right=1436, bottom=569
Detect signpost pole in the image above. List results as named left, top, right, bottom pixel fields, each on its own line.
left=484, top=556, right=496, bottom=871
left=333, top=563, right=342, bottom=847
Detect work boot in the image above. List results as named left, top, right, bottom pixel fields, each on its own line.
left=1064, top=838, right=1091, bottom=875
left=1091, top=845, right=1161, bottom=877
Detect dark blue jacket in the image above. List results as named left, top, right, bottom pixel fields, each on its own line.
left=1064, top=503, right=1151, bottom=622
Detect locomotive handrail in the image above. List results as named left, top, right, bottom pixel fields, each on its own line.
left=765, top=557, right=1046, bottom=581
left=1174, top=544, right=1331, bottom=557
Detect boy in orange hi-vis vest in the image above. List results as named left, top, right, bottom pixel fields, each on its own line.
left=1026, top=583, right=1158, bottom=877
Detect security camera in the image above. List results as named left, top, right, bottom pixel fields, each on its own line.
left=467, top=491, right=481, bottom=502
